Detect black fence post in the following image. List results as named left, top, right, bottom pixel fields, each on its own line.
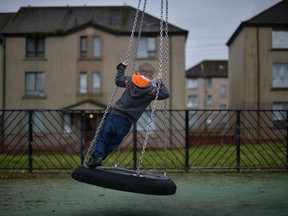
left=133, top=123, right=137, bottom=170
left=28, top=110, right=33, bottom=172
left=236, top=110, right=241, bottom=172
left=80, top=111, right=85, bottom=165
left=185, top=110, right=189, bottom=172
left=286, top=110, right=288, bottom=170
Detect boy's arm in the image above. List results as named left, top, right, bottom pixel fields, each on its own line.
left=155, top=72, right=170, bottom=100
left=115, top=63, right=128, bottom=87
left=157, top=82, right=170, bottom=100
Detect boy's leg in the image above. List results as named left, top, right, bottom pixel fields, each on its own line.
left=105, top=115, right=132, bottom=156
left=87, top=115, right=114, bottom=168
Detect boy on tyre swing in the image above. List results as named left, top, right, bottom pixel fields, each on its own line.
left=87, top=62, right=170, bottom=168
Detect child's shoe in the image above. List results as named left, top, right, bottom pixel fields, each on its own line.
left=86, top=156, right=102, bottom=169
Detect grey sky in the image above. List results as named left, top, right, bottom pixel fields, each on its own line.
left=0, top=0, right=282, bottom=69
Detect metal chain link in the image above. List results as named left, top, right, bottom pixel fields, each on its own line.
left=114, top=0, right=147, bottom=168
left=136, top=0, right=165, bottom=175
left=162, top=0, right=169, bottom=175
left=131, top=0, right=147, bottom=74
left=124, top=0, right=143, bottom=64
left=84, top=0, right=144, bottom=166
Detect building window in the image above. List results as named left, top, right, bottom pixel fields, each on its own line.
left=187, top=96, right=198, bottom=108
left=93, top=71, right=101, bottom=93
left=272, top=63, right=288, bottom=88
left=187, top=78, right=198, bottom=89
left=80, top=36, right=87, bottom=57
left=206, top=78, right=212, bottom=88
left=25, top=111, right=45, bottom=133
left=93, top=36, right=101, bottom=58
left=137, top=111, right=156, bottom=132
left=272, top=103, right=288, bottom=126
left=220, top=85, right=227, bottom=98
left=207, top=95, right=212, bottom=105
left=25, top=72, right=45, bottom=96
left=26, top=37, right=45, bottom=57
left=137, top=37, right=156, bottom=58
left=272, top=28, right=288, bottom=49
left=63, top=114, right=72, bottom=133
left=80, top=72, right=87, bottom=93
left=219, top=104, right=227, bottom=113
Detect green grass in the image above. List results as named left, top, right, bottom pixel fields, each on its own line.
left=0, top=142, right=286, bottom=170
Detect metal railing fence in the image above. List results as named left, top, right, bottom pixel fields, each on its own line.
left=0, top=109, right=287, bottom=171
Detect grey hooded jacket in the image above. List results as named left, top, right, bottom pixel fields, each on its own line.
left=111, top=63, right=170, bottom=123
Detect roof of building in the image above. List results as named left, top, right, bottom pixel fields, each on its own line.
left=0, top=6, right=188, bottom=37
left=0, top=13, right=15, bottom=32
left=227, top=0, right=288, bottom=46
left=186, top=60, right=228, bottom=78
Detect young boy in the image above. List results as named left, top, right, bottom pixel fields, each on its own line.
left=86, top=62, right=170, bottom=168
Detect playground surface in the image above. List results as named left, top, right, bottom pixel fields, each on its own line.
left=0, top=171, right=287, bottom=216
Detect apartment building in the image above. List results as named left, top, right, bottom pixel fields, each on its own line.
left=0, top=6, right=188, bottom=136
left=227, top=0, right=288, bottom=128
left=227, top=1, right=288, bottom=111
left=0, top=6, right=188, bottom=111
left=186, top=60, right=228, bottom=110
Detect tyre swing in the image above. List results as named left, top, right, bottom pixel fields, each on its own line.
left=72, top=0, right=176, bottom=196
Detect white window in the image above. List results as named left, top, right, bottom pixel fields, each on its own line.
left=25, top=72, right=45, bottom=96
left=187, top=96, right=198, bottom=108
left=26, top=37, right=45, bottom=57
left=137, top=37, right=156, bottom=58
left=219, top=104, right=227, bottom=110
left=187, top=79, right=198, bottom=89
left=273, top=63, right=288, bottom=88
left=272, top=103, right=288, bottom=124
left=80, top=36, right=87, bottom=57
left=207, top=95, right=212, bottom=105
left=80, top=72, right=87, bottom=93
left=206, top=115, right=213, bottom=124
left=189, top=114, right=198, bottom=126
left=93, top=71, right=101, bottom=93
left=272, top=29, right=288, bottom=49
left=137, top=111, right=156, bottom=132
left=206, top=78, right=212, bottom=88
left=220, top=85, right=227, bottom=98
left=93, top=36, right=101, bottom=57
left=63, top=114, right=72, bottom=133
left=25, top=111, right=45, bottom=133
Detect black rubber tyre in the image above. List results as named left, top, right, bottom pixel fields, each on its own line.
left=71, top=166, right=177, bottom=195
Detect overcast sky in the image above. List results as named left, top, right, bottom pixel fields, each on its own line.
left=0, top=0, right=282, bottom=69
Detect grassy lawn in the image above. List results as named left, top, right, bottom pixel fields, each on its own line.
left=0, top=142, right=286, bottom=170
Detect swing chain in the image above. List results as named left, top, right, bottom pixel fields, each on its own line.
left=84, top=86, right=119, bottom=165
left=114, top=0, right=147, bottom=168
left=137, top=80, right=162, bottom=174
left=163, top=0, right=169, bottom=175
left=137, top=0, right=168, bottom=175
left=124, top=0, right=142, bottom=64
left=131, top=0, right=147, bottom=74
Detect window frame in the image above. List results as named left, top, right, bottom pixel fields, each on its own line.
left=137, top=36, right=156, bottom=58
left=272, top=63, right=288, bottom=88
left=80, top=72, right=88, bottom=94
left=80, top=36, right=88, bottom=58
left=187, top=95, right=198, bottom=108
left=187, top=78, right=198, bottom=89
left=93, top=71, right=101, bottom=93
left=220, top=84, right=227, bottom=98
left=272, top=28, right=288, bottom=49
left=93, top=36, right=101, bottom=58
left=25, top=71, right=45, bottom=97
left=26, top=37, right=45, bottom=58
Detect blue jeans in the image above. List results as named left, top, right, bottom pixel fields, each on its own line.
left=93, top=114, right=132, bottom=160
